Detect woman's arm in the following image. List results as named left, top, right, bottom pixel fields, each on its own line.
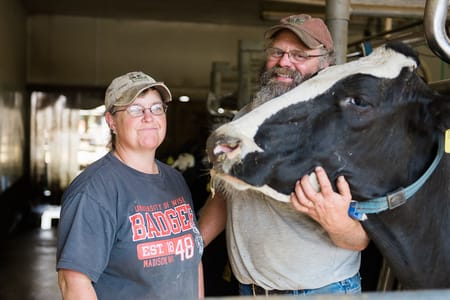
left=58, top=269, right=97, bottom=300
left=198, top=261, right=204, bottom=299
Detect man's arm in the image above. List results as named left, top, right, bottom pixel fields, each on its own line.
left=198, top=191, right=227, bottom=247
left=58, top=269, right=97, bottom=300
left=290, top=166, right=369, bottom=251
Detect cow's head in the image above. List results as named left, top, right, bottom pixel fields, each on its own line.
left=207, top=42, right=450, bottom=203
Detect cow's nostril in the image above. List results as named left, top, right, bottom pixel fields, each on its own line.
left=208, top=136, right=242, bottom=168
left=212, top=136, right=240, bottom=155
left=213, top=144, right=236, bottom=155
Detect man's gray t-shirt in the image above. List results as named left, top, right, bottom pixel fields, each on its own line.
left=227, top=191, right=360, bottom=290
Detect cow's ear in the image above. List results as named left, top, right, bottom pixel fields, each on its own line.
left=385, top=41, right=420, bottom=67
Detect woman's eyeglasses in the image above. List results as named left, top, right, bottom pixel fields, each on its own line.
left=112, top=103, right=168, bottom=117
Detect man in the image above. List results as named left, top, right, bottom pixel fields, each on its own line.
left=199, top=14, right=369, bottom=296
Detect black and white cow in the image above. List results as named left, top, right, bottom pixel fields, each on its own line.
left=207, top=42, right=450, bottom=289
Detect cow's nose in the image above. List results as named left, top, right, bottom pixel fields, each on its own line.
left=213, top=140, right=239, bottom=155
left=206, top=134, right=241, bottom=164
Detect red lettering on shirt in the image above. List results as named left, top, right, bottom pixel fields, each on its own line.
left=153, top=211, right=171, bottom=237
left=137, top=234, right=194, bottom=261
left=145, top=212, right=161, bottom=239
left=165, top=209, right=181, bottom=234
left=129, top=214, right=147, bottom=241
left=129, top=204, right=194, bottom=242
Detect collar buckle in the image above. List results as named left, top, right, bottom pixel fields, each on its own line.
left=387, top=188, right=407, bottom=210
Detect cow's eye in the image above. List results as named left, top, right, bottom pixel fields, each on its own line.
left=341, top=97, right=370, bottom=109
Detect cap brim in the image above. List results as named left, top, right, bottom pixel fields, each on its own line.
left=147, top=83, right=172, bottom=103
left=265, top=24, right=322, bottom=49
left=116, top=82, right=172, bottom=107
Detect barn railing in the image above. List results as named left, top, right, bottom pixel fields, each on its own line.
left=424, top=0, right=450, bottom=63
left=426, top=0, right=450, bottom=93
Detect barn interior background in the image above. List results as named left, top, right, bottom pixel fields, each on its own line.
left=0, top=0, right=449, bottom=299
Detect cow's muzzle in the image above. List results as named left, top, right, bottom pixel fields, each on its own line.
left=206, top=133, right=242, bottom=174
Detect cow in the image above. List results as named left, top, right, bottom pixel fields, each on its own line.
left=206, top=41, right=450, bottom=289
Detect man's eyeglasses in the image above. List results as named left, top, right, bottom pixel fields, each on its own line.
left=112, top=103, right=168, bottom=117
left=265, top=47, right=327, bottom=63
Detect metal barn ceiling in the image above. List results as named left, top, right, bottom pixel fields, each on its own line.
left=23, top=0, right=444, bottom=25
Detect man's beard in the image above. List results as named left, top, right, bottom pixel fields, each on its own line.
left=252, top=67, right=306, bottom=109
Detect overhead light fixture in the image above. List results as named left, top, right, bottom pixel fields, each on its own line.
left=178, top=95, right=190, bottom=102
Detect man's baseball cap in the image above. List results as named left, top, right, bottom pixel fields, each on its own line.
left=264, top=14, right=333, bottom=52
left=105, top=71, right=172, bottom=111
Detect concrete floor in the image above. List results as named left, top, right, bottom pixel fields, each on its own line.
left=0, top=228, right=60, bottom=300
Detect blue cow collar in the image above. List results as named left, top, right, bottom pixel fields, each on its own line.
left=349, top=133, right=445, bottom=219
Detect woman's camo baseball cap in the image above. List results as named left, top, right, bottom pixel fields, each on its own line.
left=105, top=71, right=172, bottom=111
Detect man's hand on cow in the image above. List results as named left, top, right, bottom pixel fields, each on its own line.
left=290, top=166, right=370, bottom=251
left=290, top=166, right=352, bottom=228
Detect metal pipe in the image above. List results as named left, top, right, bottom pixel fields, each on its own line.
left=326, top=0, right=351, bottom=64
left=347, top=20, right=423, bottom=48
left=424, top=0, right=450, bottom=63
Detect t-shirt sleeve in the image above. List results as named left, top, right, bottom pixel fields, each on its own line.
left=56, top=190, right=115, bottom=282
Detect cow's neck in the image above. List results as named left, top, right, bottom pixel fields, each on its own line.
left=352, top=134, right=444, bottom=215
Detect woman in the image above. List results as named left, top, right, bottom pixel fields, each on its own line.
left=57, top=71, right=204, bottom=299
